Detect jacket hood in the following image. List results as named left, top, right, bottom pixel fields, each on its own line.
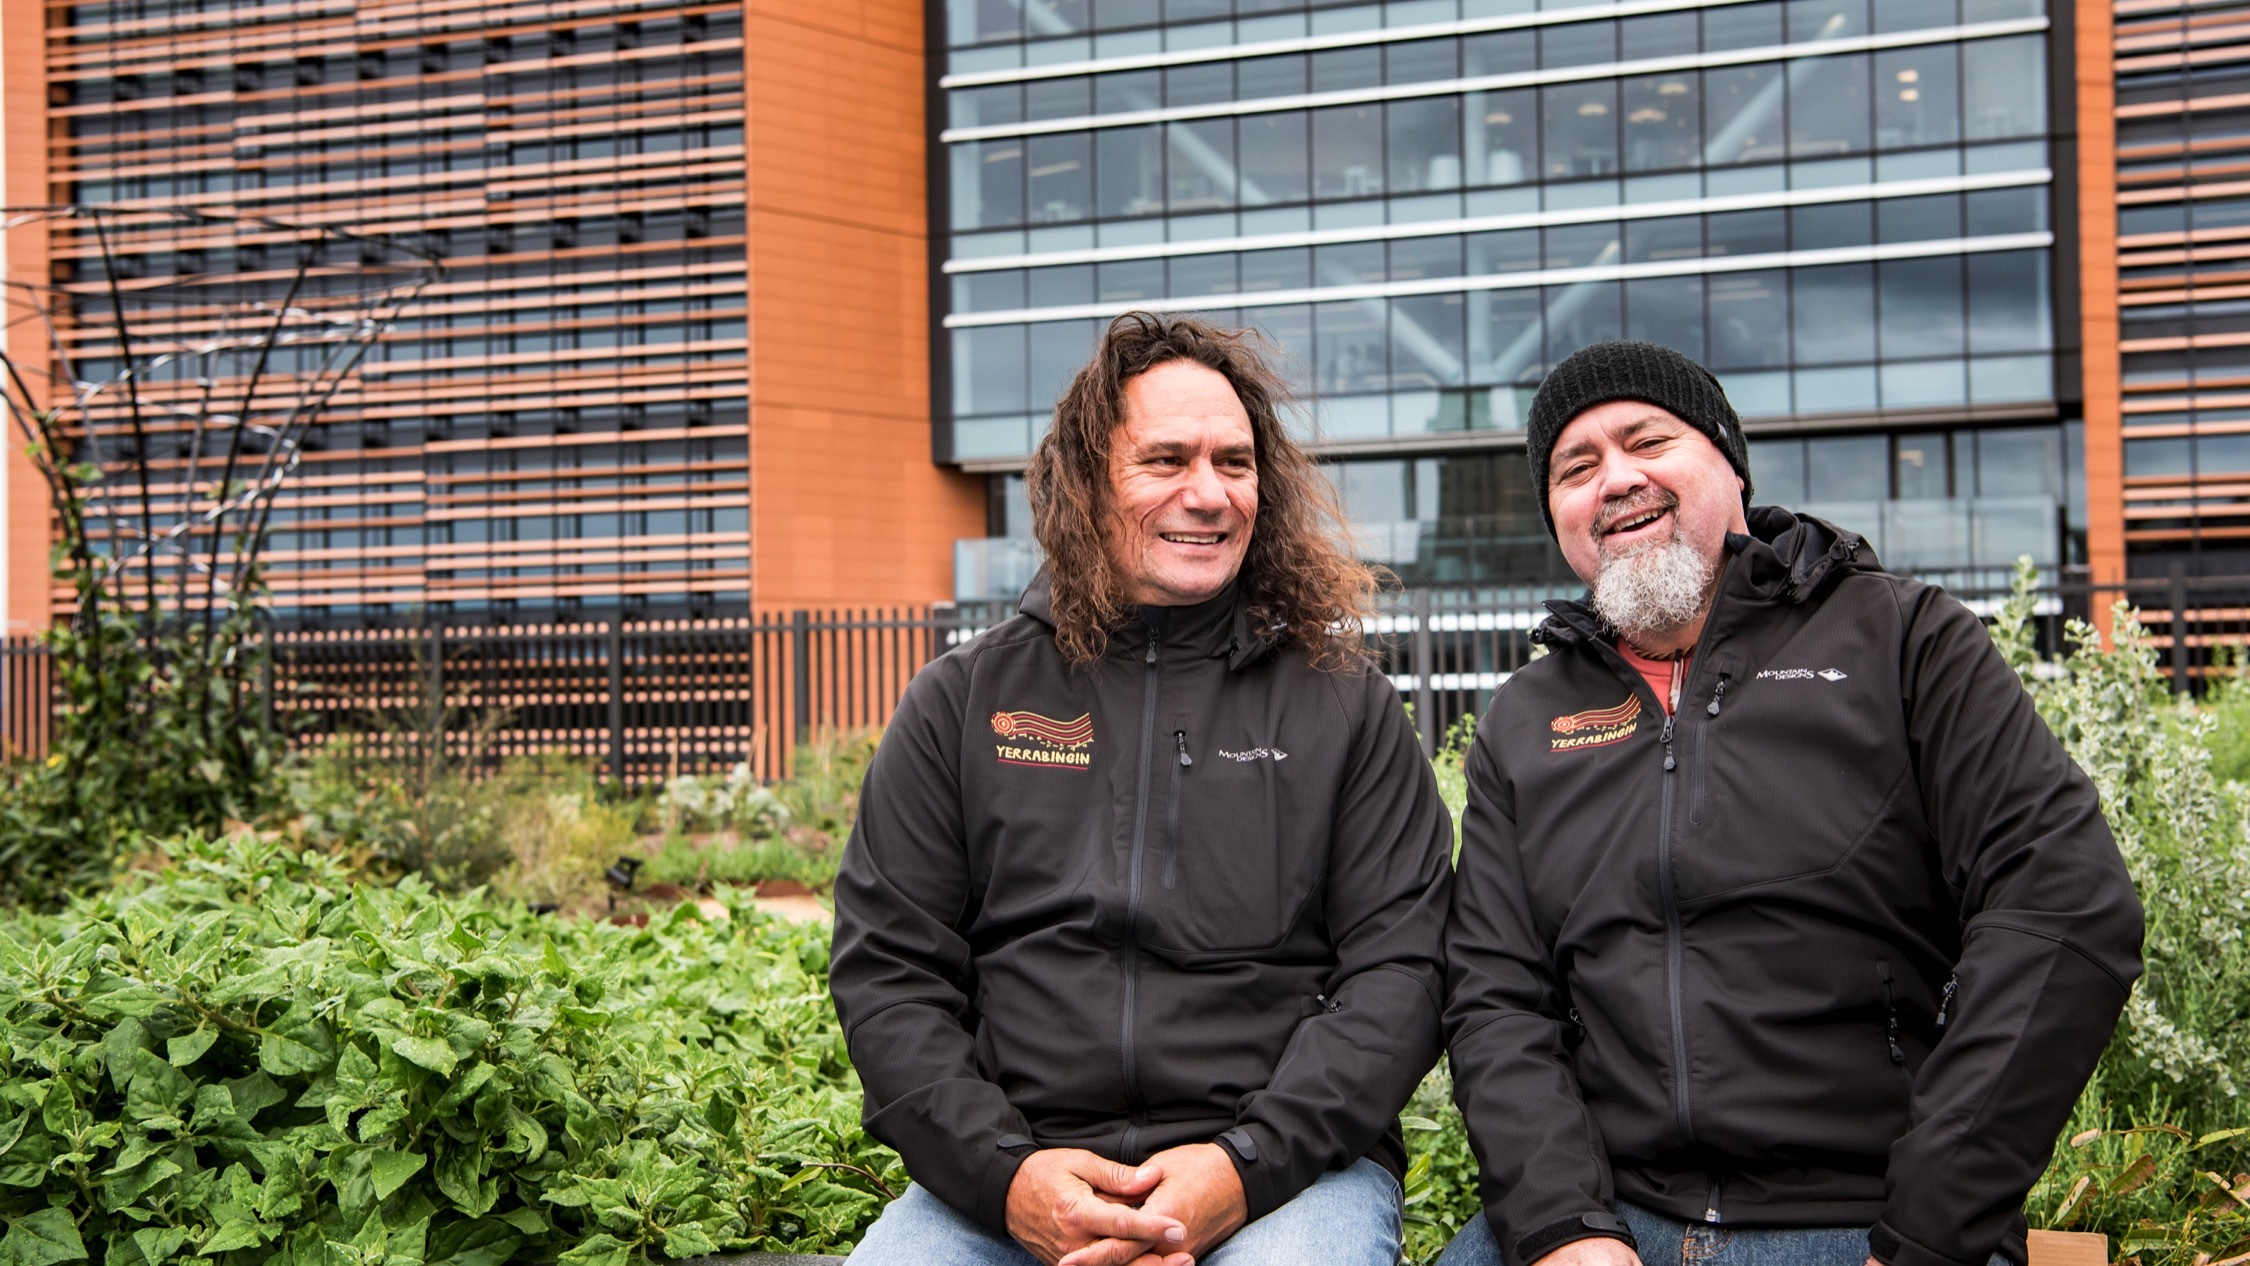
left=1016, top=567, right=1279, bottom=670
left=1533, top=505, right=1876, bottom=647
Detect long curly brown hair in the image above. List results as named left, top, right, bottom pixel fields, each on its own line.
left=1026, top=311, right=1378, bottom=670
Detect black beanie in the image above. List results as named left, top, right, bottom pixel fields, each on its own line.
left=1525, top=340, right=1753, bottom=539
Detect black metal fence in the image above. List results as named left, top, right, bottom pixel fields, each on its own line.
left=4, top=570, right=2247, bottom=782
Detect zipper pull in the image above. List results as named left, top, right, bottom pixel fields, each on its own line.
left=1936, top=975, right=1959, bottom=1030
left=1707, top=675, right=1729, bottom=717
left=1145, top=628, right=1159, bottom=665
left=1175, top=732, right=1191, bottom=767
left=1315, top=994, right=1341, bottom=1013
left=1660, top=714, right=1676, bottom=770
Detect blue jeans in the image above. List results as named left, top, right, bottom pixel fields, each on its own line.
left=1435, top=1201, right=2009, bottom=1266
left=847, top=1157, right=1402, bottom=1266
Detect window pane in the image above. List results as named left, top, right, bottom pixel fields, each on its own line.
left=1027, top=76, right=1092, bottom=121
left=1170, top=253, right=1238, bottom=295
left=1164, top=62, right=1233, bottom=108
left=1540, top=19, right=1617, bottom=69
left=1626, top=216, right=1703, bottom=263
left=952, top=140, right=1023, bottom=230
left=1244, top=303, right=1313, bottom=382
left=1705, top=63, right=1786, bottom=165
left=1239, top=113, right=1309, bottom=205
left=1894, top=433, right=1950, bottom=499
left=1393, top=294, right=1468, bottom=388
left=1878, top=193, right=1962, bottom=244
left=1028, top=264, right=1092, bottom=307
left=1027, top=133, right=1091, bottom=223
left=1709, top=270, right=1790, bottom=369
left=1704, top=1, right=1782, bottom=51
left=1467, top=89, right=1537, bottom=185
left=1314, top=240, right=1387, bottom=284
left=1879, top=257, right=1965, bottom=360
left=1974, top=427, right=2063, bottom=497
left=1311, top=45, right=1382, bottom=93
left=1963, top=36, right=2045, bottom=141
left=1097, top=126, right=1164, bottom=218
left=1468, top=229, right=1541, bottom=272
left=1166, top=119, right=1236, bottom=211
left=954, top=325, right=1028, bottom=415
left=1792, top=202, right=1871, bottom=250
left=1787, top=0, right=1866, bottom=41
left=1543, top=80, right=1619, bottom=179
left=1389, top=97, right=1464, bottom=192
left=1242, top=247, right=1310, bottom=292
left=1806, top=434, right=1890, bottom=500
left=1544, top=222, right=1619, bottom=269
left=1788, top=53, right=1870, bottom=158
left=1625, top=275, right=1707, bottom=362
left=1095, top=68, right=1161, bottom=114
left=1546, top=281, right=1622, bottom=362
left=1873, top=45, right=1959, bottom=150
left=1312, top=105, right=1385, bottom=199
left=1748, top=437, right=1808, bottom=503
left=1707, top=208, right=1786, bottom=258
left=1097, top=259, right=1163, bottom=302
left=1471, top=288, right=1546, bottom=384
left=1390, top=235, right=1464, bottom=280
left=1314, top=299, right=1390, bottom=394
left=1238, top=54, right=1306, bottom=100
left=1792, top=264, right=1876, bottom=364
left=1029, top=320, right=1097, bottom=413
left=1622, top=72, right=1700, bottom=173
left=1967, top=250, right=2052, bottom=354
left=1386, top=36, right=1458, bottom=84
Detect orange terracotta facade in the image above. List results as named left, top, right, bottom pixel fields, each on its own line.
left=743, top=1, right=982, bottom=611
left=2076, top=0, right=2123, bottom=590
left=1, top=0, right=51, bottom=633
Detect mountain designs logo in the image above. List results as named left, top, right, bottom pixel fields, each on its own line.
left=990, top=708, right=1094, bottom=770
left=1549, top=695, right=1643, bottom=752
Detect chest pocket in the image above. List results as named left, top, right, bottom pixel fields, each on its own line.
left=1137, top=730, right=1314, bottom=955
left=1677, top=659, right=1909, bottom=899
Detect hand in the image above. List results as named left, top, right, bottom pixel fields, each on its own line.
left=1532, top=1236, right=1644, bottom=1266
left=1005, top=1148, right=1186, bottom=1266
left=1061, top=1143, right=1245, bottom=1266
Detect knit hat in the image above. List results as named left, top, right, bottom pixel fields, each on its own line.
left=1525, top=340, right=1753, bottom=539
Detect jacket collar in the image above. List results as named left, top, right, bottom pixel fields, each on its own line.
left=1018, top=568, right=1276, bottom=670
left=1533, top=505, right=1873, bottom=648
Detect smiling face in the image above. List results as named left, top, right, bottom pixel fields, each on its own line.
left=1546, top=399, right=1747, bottom=590
left=1104, top=360, right=1259, bottom=606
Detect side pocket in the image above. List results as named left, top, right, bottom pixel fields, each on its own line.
left=1875, top=959, right=1909, bottom=1084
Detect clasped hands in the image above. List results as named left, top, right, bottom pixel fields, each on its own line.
left=1004, top=1142, right=1248, bottom=1266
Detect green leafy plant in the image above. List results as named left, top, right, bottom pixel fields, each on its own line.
left=0, top=831, right=899, bottom=1264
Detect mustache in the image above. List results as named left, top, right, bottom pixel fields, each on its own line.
left=1594, top=488, right=1680, bottom=535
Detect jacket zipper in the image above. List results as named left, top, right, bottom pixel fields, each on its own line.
left=1877, top=959, right=1908, bottom=1071
left=1658, top=710, right=1696, bottom=1149
left=1691, top=674, right=1728, bottom=826
left=1936, top=975, right=1959, bottom=1030
left=1162, top=732, right=1190, bottom=889
left=1120, top=625, right=1161, bottom=1157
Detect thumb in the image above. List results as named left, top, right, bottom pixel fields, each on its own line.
left=1085, top=1156, right=1161, bottom=1195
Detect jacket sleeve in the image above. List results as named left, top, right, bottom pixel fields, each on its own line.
left=1220, top=667, right=1454, bottom=1221
left=1443, top=700, right=1634, bottom=1266
left=1871, top=588, right=2145, bottom=1266
left=828, top=655, right=1034, bottom=1236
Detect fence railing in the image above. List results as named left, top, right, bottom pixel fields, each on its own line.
left=3, top=569, right=2246, bottom=782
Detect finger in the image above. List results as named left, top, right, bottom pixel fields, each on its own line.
left=1057, top=1238, right=1159, bottom=1266
left=1077, top=1156, right=1163, bottom=1197
left=1070, top=1198, right=1185, bottom=1246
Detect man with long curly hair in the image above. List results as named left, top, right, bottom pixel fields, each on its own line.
left=832, top=312, right=1453, bottom=1266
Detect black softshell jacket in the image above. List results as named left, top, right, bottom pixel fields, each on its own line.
left=1445, top=508, right=2143, bottom=1266
left=830, top=575, right=1453, bottom=1236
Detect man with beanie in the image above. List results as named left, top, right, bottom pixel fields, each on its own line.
left=1438, top=340, right=2143, bottom=1266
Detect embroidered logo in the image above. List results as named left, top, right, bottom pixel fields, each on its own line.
left=1549, top=696, right=1642, bottom=752
left=1219, top=748, right=1288, bottom=762
left=990, top=709, right=1094, bottom=769
left=1757, top=668, right=1850, bottom=682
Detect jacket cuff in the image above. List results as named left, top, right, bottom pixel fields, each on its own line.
left=1511, top=1210, right=1636, bottom=1266
left=1215, top=1124, right=1286, bottom=1222
left=973, top=1134, right=1038, bottom=1239
left=1869, top=1219, right=1986, bottom=1266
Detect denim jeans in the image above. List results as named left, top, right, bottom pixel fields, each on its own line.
left=1435, top=1200, right=2010, bottom=1266
left=846, top=1156, right=1402, bottom=1266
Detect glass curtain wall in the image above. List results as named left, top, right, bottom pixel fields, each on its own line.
left=937, top=0, right=2063, bottom=592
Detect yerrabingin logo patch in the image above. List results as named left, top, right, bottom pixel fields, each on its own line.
left=991, top=709, right=1094, bottom=769
left=1549, top=695, right=1643, bottom=752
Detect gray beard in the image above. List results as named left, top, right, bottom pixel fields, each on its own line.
left=1590, top=535, right=1716, bottom=646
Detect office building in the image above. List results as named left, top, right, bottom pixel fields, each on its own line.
left=934, top=0, right=2083, bottom=596
left=0, top=0, right=980, bottom=629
